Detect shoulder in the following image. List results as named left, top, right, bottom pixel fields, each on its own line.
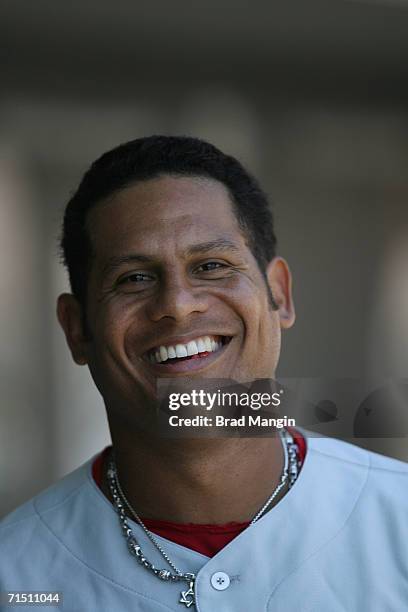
left=304, top=431, right=408, bottom=507
left=0, top=456, right=94, bottom=547
left=305, top=431, right=408, bottom=471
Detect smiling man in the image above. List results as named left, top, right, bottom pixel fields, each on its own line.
left=1, top=136, right=407, bottom=611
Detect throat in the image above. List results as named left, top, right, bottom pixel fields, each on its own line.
left=102, top=435, right=287, bottom=525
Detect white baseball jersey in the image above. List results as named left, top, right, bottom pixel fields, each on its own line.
left=1, top=433, right=408, bottom=611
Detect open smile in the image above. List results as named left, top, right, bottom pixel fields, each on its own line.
left=142, top=334, right=233, bottom=373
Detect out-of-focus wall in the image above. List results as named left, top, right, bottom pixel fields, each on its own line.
left=1, top=0, right=408, bottom=517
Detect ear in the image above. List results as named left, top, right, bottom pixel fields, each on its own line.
left=266, top=257, right=296, bottom=329
left=56, top=293, right=89, bottom=365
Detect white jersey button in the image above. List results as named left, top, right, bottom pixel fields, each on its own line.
left=210, top=571, right=231, bottom=590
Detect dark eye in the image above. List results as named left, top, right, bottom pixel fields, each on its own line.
left=119, top=272, right=153, bottom=284
left=195, top=261, right=226, bottom=273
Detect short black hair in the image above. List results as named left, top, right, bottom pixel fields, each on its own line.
left=60, top=135, right=277, bottom=307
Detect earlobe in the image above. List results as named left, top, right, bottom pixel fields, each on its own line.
left=56, top=293, right=89, bottom=365
left=266, top=257, right=296, bottom=330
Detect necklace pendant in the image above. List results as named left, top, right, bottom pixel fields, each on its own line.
left=179, top=580, right=195, bottom=608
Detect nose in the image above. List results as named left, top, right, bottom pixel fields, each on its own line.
left=147, top=275, right=208, bottom=322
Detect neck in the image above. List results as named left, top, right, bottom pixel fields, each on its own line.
left=102, top=424, right=286, bottom=524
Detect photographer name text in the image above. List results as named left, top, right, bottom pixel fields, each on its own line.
left=168, top=415, right=295, bottom=428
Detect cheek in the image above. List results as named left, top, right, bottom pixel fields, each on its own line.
left=86, top=302, right=139, bottom=379
left=236, top=285, right=282, bottom=367
left=91, top=297, right=135, bottom=341
left=222, top=280, right=281, bottom=370
left=254, top=311, right=281, bottom=356
left=87, top=307, right=151, bottom=400
left=231, top=277, right=277, bottom=336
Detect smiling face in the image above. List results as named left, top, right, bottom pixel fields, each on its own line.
left=58, top=175, right=295, bottom=424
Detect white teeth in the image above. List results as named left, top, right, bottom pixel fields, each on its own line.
left=175, top=344, right=188, bottom=358
left=187, top=340, right=199, bottom=356
left=159, top=346, right=168, bottom=362
left=167, top=346, right=176, bottom=359
left=147, top=335, right=227, bottom=363
left=204, top=336, right=212, bottom=352
left=197, top=338, right=206, bottom=352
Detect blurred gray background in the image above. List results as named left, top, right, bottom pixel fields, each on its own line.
left=1, top=0, right=408, bottom=517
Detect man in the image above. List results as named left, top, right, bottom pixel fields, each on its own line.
left=1, top=136, right=407, bottom=611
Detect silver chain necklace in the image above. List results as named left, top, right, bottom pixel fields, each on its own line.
left=106, top=428, right=300, bottom=609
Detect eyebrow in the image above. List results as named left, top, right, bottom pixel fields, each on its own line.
left=185, top=238, right=242, bottom=256
left=102, top=239, right=242, bottom=276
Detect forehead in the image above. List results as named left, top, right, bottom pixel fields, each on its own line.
left=87, top=175, right=245, bottom=255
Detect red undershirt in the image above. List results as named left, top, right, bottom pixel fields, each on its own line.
left=92, top=428, right=306, bottom=558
